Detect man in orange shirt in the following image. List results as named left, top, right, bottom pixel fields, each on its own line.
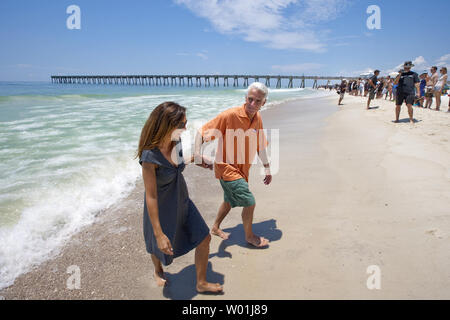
left=195, top=82, right=272, bottom=248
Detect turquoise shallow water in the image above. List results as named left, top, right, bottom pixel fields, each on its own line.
left=0, top=81, right=332, bottom=289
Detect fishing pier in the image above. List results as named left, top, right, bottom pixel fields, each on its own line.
left=51, top=74, right=354, bottom=88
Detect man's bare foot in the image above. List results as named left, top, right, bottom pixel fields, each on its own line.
left=154, top=270, right=168, bottom=287
left=211, top=227, right=230, bottom=240
left=197, top=281, right=223, bottom=293
left=394, top=120, right=399, bottom=123
left=246, top=235, right=269, bottom=248
left=410, top=120, right=414, bottom=124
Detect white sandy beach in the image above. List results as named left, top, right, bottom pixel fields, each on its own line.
left=1, top=93, right=449, bottom=300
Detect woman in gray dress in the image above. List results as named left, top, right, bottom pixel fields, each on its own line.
left=136, top=101, right=223, bottom=293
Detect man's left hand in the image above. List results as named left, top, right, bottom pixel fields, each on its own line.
left=263, top=174, right=272, bottom=185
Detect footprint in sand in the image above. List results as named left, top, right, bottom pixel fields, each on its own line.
left=425, top=229, right=444, bottom=239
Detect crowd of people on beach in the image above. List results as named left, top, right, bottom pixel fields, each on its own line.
left=333, top=61, right=449, bottom=122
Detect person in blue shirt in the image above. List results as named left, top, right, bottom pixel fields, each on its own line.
left=417, top=72, right=427, bottom=107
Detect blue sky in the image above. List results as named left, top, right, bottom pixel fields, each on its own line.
left=0, top=0, right=449, bottom=81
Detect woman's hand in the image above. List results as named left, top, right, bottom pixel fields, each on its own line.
left=156, top=233, right=174, bottom=255
left=263, top=174, right=272, bottom=185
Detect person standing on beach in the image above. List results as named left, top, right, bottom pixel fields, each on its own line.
left=338, top=79, right=347, bottom=105
left=352, top=80, right=358, bottom=95
left=392, top=80, right=399, bottom=101
left=384, top=76, right=391, bottom=100
left=137, top=102, right=223, bottom=293
left=418, top=72, right=427, bottom=107
left=448, top=91, right=450, bottom=112
left=366, top=70, right=380, bottom=109
left=425, top=66, right=438, bottom=109
left=364, top=80, right=369, bottom=97
left=393, top=61, right=420, bottom=123
left=388, top=78, right=394, bottom=101
left=195, top=82, right=272, bottom=248
left=434, top=67, right=448, bottom=111
left=376, top=78, right=384, bottom=99
left=358, top=78, right=364, bottom=96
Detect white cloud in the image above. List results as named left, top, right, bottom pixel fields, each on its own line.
left=436, top=53, right=450, bottom=67
left=343, top=67, right=375, bottom=77
left=413, top=56, right=427, bottom=70
left=384, top=56, right=429, bottom=74
left=342, top=55, right=450, bottom=78
left=357, top=67, right=375, bottom=75
left=271, top=62, right=323, bottom=73
left=174, top=0, right=349, bottom=52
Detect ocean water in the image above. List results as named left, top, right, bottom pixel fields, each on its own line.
left=0, top=81, right=333, bottom=289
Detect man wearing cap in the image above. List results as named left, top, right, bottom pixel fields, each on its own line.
left=194, top=82, right=272, bottom=248
left=366, top=70, right=380, bottom=109
left=393, top=61, right=420, bottom=123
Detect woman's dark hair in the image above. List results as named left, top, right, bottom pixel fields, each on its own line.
left=136, top=101, right=186, bottom=159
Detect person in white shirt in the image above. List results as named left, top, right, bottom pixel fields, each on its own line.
left=434, top=67, right=448, bottom=111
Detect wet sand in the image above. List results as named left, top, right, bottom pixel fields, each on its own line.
left=1, top=93, right=449, bottom=299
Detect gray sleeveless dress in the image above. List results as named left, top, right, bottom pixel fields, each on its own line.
left=139, top=140, right=210, bottom=266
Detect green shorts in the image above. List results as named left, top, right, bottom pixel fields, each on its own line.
left=219, top=178, right=256, bottom=208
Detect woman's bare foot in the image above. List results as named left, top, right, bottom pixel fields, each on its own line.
left=197, top=281, right=223, bottom=293
left=211, top=227, right=230, bottom=240
left=246, top=234, right=269, bottom=248
left=154, top=270, right=168, bottom=287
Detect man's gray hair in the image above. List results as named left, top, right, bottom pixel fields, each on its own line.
left=247, top=82, right=268, bottom=99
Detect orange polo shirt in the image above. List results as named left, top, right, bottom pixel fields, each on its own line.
left=201, top=104, right=268, bottom=182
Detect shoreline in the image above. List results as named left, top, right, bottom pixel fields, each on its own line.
left=0, top=94, right=335, bottom=299
left=1, top=93, right=449, bottom=299
left=0, top=89, right=333, bottom=293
